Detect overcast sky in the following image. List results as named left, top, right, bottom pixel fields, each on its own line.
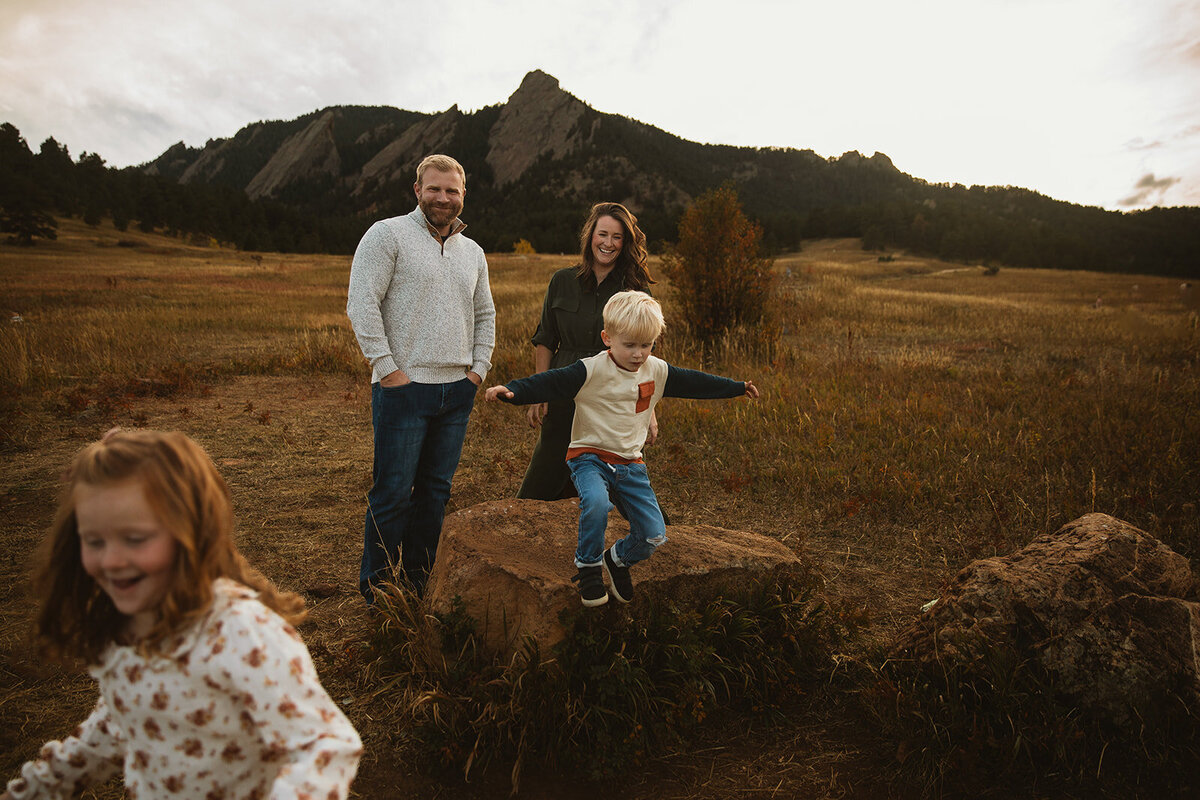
left=2, top=0, right=1198, bottom=210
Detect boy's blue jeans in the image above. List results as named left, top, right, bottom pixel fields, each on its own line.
left=359, top=378, right=476, bottom=602
left=568, top=453, right=667, bottom=569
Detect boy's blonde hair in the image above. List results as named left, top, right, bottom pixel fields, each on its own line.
left=602, top=290, right=665, bottom=342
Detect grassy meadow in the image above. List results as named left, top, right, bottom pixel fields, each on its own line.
left=1, top=218, right=1197, bottom=798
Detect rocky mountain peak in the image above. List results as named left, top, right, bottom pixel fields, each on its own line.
left=513, top=69, right=561, bottom=94
left=836, top=150, right=899, bottom=172
left=485, top=70, right=594, bottom=186
left=869, top=151, right=897, bottom=171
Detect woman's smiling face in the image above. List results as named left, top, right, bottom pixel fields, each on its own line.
left=590, top=215, right=625, bottom=272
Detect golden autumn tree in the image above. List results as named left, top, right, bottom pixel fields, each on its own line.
left=661, top=183, right=776, bottom=347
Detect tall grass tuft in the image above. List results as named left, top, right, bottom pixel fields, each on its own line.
left=0, top=324, right=33, bottom=389
left=863, top=641, right=1200, bottom=797
left=291, top=325, right=362, bottom=375
left=366, top=571, right=836, bottom=792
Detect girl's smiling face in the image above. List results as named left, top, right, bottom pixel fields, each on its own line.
left=77, top=479, right=178, bottom=639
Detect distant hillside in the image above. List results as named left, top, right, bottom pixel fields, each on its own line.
left=138, top=70, right=1198, bottom=276
left=134, top=70, right=929, bottom=253
left=4, top=70, right=1198, bottom=276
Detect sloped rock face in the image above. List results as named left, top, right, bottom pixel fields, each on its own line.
left=355, top=106, right=462, bottom=195
left=425, top=499, right=807, bottom=658
left=179, top=130, right=252, bottom=184
left=486, top=70, right=594, bottom=187
left=891, top=513, right=1200, bottom=728
left=245, top=110, right=341, bottom=200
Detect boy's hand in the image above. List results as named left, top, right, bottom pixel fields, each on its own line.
left=743, top=380, right=760, bottom=399
left=485, top=385, right=514, bottom=403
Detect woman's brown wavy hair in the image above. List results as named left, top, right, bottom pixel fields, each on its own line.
left=33, top=429, right=305, bottom=663
left=576, top=202, right=655, bottom=292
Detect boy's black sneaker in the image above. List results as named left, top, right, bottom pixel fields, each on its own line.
left=572, top=566, right=609, bottom=607
left=603, top=547, right=633, bottom=604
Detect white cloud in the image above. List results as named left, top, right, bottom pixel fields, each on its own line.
left=0, top=0, right=1197, bottom=208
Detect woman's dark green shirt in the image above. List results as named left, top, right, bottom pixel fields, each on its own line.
left=518, top=266, right=633, bottom=499
left=530, top=266, right=626, bottom=368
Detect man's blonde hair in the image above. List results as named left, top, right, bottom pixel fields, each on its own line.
left=415, top=154, right=466, bottom=189
left=602, top=291, right=665, bottom=342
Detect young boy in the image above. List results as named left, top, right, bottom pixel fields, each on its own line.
left=485, top=291, right=759, bottom=607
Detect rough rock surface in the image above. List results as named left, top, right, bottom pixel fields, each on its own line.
left=355, top=106, right=462, bottom=195
left=485, top=70, right=593, bottom=187
left=425, top=499, right=806, bottom=658
left=246, top=110, right=341, bottom=200
left=891, top=513, right=1200, bottom=726
left=179, top=128, right=256, bottom=184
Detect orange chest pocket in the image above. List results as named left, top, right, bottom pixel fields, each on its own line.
left=635, top=381, right=655, bottom=413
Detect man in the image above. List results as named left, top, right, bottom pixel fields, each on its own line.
left=347, top=154, right=495, bottom=602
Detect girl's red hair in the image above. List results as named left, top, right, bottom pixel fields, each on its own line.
left=34, top=429, right=305, bottom=663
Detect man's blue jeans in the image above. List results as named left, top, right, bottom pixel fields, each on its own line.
left=359, top=377, right=477, bottom=601
left=567, top=453, right=667, bottom=569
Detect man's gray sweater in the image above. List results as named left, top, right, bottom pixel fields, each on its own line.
left=347, top=207, right=495, bottom=384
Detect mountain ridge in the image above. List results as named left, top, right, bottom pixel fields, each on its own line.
left=117, top=69, right=1200, bottom=275
left=141, top=69, right=908, bottom=241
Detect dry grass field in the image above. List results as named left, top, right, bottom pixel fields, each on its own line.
left=1, top=218, right=1197, bottom=798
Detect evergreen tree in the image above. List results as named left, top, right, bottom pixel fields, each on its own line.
left=0, top=124, right=58, bottom=245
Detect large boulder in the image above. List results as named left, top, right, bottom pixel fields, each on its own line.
left=425, top=498, right=807, bottom=658
left=891, top=513, right=1200, bottom=728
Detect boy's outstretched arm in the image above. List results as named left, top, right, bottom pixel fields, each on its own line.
left=485, top=361, right=588, bottom=406
left=664, top=365, right=761, bottom=400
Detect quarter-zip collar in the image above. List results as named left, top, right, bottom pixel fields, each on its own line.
left=420, top=208, right=467, bottom=243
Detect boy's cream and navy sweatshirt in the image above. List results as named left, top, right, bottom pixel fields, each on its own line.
left=500, top=351, right=746, bottom=464
left=347, top=207, right=495, bottom=384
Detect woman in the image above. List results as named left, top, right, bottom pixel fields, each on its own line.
left=517, top=202, right=657, bottom=500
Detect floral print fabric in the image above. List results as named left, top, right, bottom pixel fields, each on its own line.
left=7, top=579, right=361, bottom=799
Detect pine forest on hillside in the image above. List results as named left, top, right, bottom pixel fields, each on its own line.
left=3, top=70, right=1200, bottom=278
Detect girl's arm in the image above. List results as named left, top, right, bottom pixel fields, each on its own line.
left=210, top=601, right=362, bottom=800
left=5, top=696, right=124, bottom=799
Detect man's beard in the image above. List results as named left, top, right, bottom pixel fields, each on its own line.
left=421, top=198, right=462, bottom=229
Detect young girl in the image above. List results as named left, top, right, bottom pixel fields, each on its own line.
left=3, top=430, right=362, bottom=800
